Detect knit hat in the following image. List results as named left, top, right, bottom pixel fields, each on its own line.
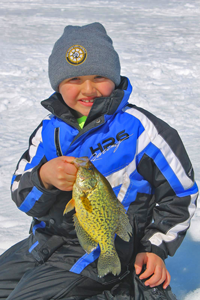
left=48, top=22, right=121, bottom=91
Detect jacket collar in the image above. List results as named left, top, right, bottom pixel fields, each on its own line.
left=41, top=76, right=132, bottom=127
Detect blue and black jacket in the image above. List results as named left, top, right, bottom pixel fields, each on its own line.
left=11, top=76, right=198, bottom=284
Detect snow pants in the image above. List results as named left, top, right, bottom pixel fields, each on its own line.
left=0, top=238, right=177, bottom=300
left=0, top=238, right=115, bottom=300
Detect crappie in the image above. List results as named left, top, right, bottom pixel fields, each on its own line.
left=63, top=157, right=132, bottom=278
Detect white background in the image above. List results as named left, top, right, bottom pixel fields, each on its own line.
left=0, top=0, right=199, bottom=299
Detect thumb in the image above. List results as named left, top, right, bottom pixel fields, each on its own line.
left=134, top=253, right=145, bottom=275
left=63, top=156, right=76, bottom=163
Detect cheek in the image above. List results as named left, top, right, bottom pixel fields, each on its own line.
left=100, top=82, right=115, bottom=96
left=61, top=87, right=79, bottom=104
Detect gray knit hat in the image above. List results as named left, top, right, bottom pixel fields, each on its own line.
left=48, top=22, right=121, bottom=92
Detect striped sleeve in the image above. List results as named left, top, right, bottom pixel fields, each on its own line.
left=126, top=105, right=198, bottom=259
left=11, top=117, right=60, bottom=217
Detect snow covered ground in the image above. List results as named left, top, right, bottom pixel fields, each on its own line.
left=0, top=0, right=199, bottom=299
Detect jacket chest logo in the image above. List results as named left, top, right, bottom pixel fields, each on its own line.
left=90, top=130, right=130, bottom=157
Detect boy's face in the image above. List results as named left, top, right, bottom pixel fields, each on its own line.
left=59, top=75, right=115, bottom=117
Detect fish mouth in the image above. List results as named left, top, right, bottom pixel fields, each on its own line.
left=71, top=157, right=90, bottom=168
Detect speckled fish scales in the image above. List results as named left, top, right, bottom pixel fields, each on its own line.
left=63, top=157, right=132, bottom=278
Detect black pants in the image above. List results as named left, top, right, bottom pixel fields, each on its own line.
left=0, top=238, right=113, bottom=300
left=0, top=239, right=177, bottom=300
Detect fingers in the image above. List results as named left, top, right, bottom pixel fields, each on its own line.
left=139, top=260, right=155, bottom=281
left=39, top=156, right=77, bottom=191
left=54, top=157, right=77, bottom=191
left=56, top=173, right=76, bottom=191
left=146, top=268, right=171, bottom=289
left=63, top=156, right=76, bottom=164
left=144, top=265, right=166, bottom=287
left=134, top=252, right=171, bottom=289
left=134, top=253, right=146, bottom=275
left=62, top=159, right=77, bottom=176
left=163, top=270, right=171, bottom=289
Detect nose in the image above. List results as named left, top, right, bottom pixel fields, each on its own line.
left=82, top=80, right=97, bottom=96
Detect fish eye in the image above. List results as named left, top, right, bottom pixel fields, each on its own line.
left=87, top=167, right=93, bottom=171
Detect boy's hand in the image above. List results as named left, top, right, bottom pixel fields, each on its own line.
left=134, top=252, right=171, bottom=289
left=39, top=156, right=77, bottom=191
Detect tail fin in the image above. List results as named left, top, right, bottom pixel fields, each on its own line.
left=97, top=248, right=121, bottom=278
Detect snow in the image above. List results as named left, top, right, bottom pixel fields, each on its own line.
left=0, top=0, right=199, bottom=299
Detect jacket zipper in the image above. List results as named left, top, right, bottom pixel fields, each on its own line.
left=54, top=127, right=63, bottom=157
left=63, top=116, right=105, bottom=156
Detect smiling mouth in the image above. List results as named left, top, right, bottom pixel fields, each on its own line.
left=81, top=99, right=94, bottom=103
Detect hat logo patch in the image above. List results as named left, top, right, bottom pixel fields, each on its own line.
left=66, top=45, right=87, bottom=65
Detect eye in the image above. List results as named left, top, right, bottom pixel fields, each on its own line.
left=96, top=76, right=104, bottom=79
left=69, top=77, right=80, bottom=82
left=65, top=77, right=81, bottom=84
left=94, top=76, right=111, bottom=84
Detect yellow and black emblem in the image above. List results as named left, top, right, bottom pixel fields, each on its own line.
left=66, top=45, right=87, bottom=65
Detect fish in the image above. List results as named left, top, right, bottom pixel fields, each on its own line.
left=63, top=157, right=132, bottom=278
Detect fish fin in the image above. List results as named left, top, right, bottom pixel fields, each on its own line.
left=116, top=204, right=132, bottom=242
left=74, top=214, right=98, bottom=253
left=80, top=195, right=92, bottom=213
left=97, top=248, right=121, bottom=278
left=63, top=198, right=75, bottom=215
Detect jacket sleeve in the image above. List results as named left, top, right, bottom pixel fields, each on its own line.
left=11, top=119, right=60, bottom=218
left=135, top=108, right=198, bottom=260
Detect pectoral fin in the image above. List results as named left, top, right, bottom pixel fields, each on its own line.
left=63, top=198, right=75, bottom=215
left=80, top=196, right=92, bottom=213
left=74, top=214, right=98, bottom=253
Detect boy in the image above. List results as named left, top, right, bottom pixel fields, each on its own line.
left=0, top=22, right=198, bottom=300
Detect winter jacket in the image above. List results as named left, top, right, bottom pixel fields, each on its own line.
left=11, top=76, right=198, bottom=286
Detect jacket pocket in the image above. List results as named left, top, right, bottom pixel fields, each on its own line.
left=29, top=234, right=65, bottom=263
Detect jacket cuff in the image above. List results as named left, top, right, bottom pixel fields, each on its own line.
left=138, top=243, right=167, bottom=261
left=150, top=244, right=167, bottom=260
